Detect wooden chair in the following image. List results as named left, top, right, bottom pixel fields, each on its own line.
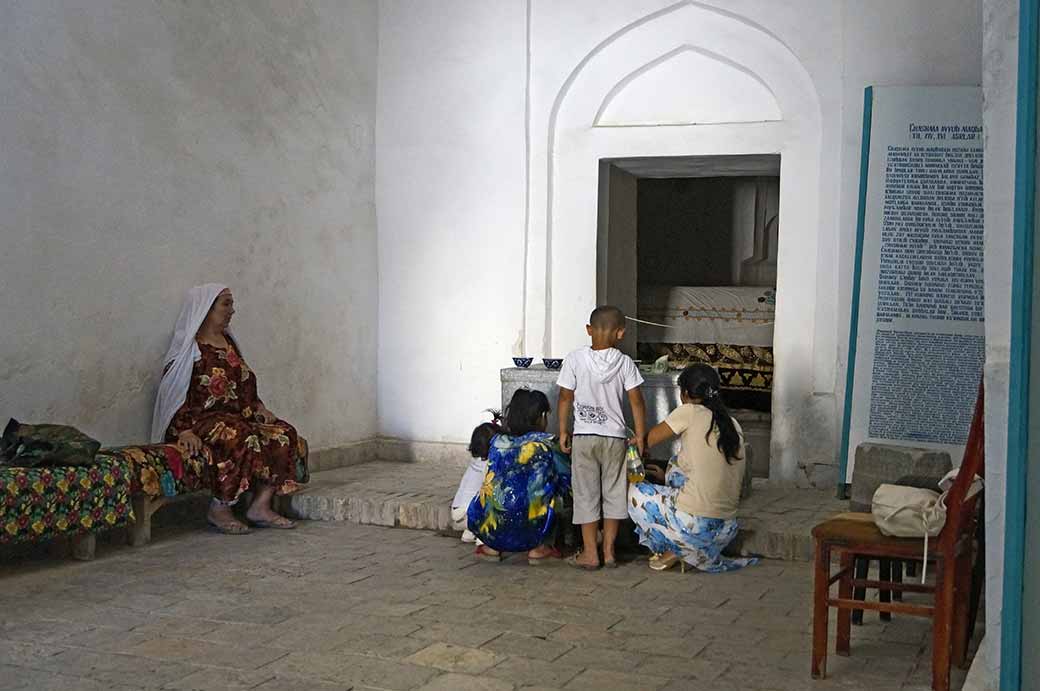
left=810, top=382, right=985, bottom=691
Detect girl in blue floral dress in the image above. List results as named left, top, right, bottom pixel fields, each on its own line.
left=629, top=364, right=759, bottom=573
left=467, top=390, right=571, bottom=565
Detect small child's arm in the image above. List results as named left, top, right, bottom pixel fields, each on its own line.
left=557, top=387, right=574, bottom=453
left=626, top=386, right=647, bottom=457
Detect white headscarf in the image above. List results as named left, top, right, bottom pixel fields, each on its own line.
left=151, top=283, right=230, bottom=442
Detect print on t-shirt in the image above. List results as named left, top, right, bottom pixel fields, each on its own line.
left=575, top=403, right=608, bottom=426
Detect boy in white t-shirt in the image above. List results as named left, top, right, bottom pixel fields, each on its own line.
left=557, top=306, right=646, bottom=569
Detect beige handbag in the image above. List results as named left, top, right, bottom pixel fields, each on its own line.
left=871, top=468, right=983, bottom=583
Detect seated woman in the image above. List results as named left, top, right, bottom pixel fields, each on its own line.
left=151, top=284, right=308, bottom=534
left=467, top=389, right=570, bottom=565
left=629, top=364, right=758, bottom=573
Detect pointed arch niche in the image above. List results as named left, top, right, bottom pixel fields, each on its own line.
left=524, top=2, right=826, bottom=485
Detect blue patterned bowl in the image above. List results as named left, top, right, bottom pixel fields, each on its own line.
left=512, top=357, right=534, bottom=368
left=542, top=358, right=564, bottom=370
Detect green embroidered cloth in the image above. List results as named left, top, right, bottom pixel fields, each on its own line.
left=1, top=456, right=132, bottom=545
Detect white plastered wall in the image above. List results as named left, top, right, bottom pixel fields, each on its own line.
left=377, top=0, right=982, bottom=483
left=0, top=1, right=379, bottom=450
left=965, top=0, right=1019, bottom=686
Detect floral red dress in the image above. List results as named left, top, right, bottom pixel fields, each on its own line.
left=166, top=341, right=308, bottom=504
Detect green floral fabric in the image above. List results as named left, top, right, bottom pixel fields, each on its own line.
left=1, top=456, right=132, bottom=545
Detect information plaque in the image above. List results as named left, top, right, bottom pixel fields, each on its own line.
left=839, top=86, right=984, bottom=485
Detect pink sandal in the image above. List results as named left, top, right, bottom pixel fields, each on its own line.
left=474, top=545, right=502, bottom=562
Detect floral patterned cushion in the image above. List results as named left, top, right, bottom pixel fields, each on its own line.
left=1, top=456, right=132, bottom=545
left=99, top=445, right=209, bottom=499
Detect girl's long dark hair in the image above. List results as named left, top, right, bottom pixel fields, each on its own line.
left=503, top=389, right=551, bottom=437
left=468, top=409, right=505, bottom=459
left=468, top=421, right=500, bottom=459
left=678, top=364, right=741, bottom=463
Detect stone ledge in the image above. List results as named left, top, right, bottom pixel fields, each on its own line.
left=376, top=438, right=470, bottom=465
left=308, top=438, right=471, bottom=471
left=288, top=464, right=849, bottom=561
left=309, top=438, right=381, bottom=472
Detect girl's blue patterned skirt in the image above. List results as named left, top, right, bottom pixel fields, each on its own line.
left=628, top=462, right=759, bottom=573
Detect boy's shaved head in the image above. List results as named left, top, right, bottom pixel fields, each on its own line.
left=589, top=305, right=625, bottom=330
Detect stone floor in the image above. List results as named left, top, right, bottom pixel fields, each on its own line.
left=288, top=462, right=849, bottom=561
left=0, top=507, right=973, bottom=691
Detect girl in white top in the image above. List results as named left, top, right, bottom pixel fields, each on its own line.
left=628, top=364, right=759, bottom=573
left=450, top=417, right=500, bottom=543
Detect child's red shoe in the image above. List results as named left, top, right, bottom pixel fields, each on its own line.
left=474, top=544, right=502, bottom=562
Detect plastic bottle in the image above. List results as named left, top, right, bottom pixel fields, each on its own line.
left=626, top=442, right=645, bottom=484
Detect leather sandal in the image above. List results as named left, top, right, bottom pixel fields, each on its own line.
left=649, top=553, right=683, bottom=572
left=247, top=516, right=296, bottom=530
left=207, top=519, right=251, bottom=535
left=527, top=546, right=562, bottom=566
left=566, top=551, right=601, bottom=571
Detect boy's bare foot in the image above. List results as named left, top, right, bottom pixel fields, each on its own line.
left=571, top=549, right=600, bottom=568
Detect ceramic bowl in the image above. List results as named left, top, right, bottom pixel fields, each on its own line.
left=512, top=357, right=534, bottom=368
left=542, top=358, right=564, bottom=370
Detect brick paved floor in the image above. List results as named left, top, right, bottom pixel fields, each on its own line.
left=0, top=513, right=972, bottom=690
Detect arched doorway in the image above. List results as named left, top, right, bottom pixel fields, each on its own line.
left=524, top=1, right=832, bottom=485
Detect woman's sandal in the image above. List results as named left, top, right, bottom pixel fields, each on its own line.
left=649, top=553, right=685, bottom=573
left=566, top=552, right=601, bottom=571
left=474, top=545, right=502, bottom=562
left=207, top=519, right=252, bottom=535
left=247, top=516, right=296, bottom=530
left=527, top=546, right=562, bottom=566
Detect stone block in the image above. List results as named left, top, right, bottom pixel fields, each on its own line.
left=331, top=633, right=429, bottom=660
left=164, top=667, right=276, bottom=690
left=554, top=644, right=644, bottom=673
left=254, top=677, right=351, bottom=691
left=480, top=631, right=572, bottom=662
left=410, top=622, right=504, bottom=649
left=726, top=517, right=814, bottom=561
left=36, top=648, right=200, bottom=688
left=265, top=651, right=440, bottom=690
left=851, top=443, right=952, bottom=511
left=415, top=673, right=515, bottom=691
left=309, top=440, right=380, bottom=472
left=484, top=655, right=584, bottom=688
left=404, top=642, right=503, bottom=674
left=563, top=668, right=672, bottom=690
left=123, top=636, right=287, bottom=670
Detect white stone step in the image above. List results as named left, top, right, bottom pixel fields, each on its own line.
left=287, top=462, right=849, bottom=561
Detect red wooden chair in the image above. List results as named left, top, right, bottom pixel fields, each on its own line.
left=810, top=382, right=985, bottom=691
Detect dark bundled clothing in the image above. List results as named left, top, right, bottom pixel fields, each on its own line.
left=0, top=419, right=101, bottom=468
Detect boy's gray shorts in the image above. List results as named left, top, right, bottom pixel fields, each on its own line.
left=571, top=435, right=629, bottom=524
